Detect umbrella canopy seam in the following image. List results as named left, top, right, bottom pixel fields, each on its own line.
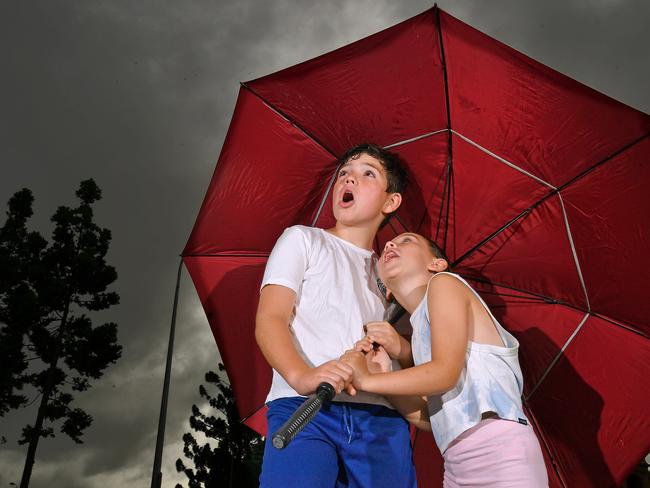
left=556, top=132, right=650, bottom=192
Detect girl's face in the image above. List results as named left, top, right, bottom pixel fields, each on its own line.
left=378, top=233, right=436, bottom=285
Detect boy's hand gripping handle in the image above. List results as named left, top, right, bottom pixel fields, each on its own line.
left=271, top=382, right=335, bottom=449
left=270, top=295, right=405, bottom=450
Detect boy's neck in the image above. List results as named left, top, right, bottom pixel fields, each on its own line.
left=325, top=222, right=379, bottom=251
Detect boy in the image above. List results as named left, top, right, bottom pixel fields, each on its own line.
left=255, top=143, right=416, bottom=487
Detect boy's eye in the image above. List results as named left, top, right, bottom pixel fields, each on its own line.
left=338, top=170, right=347, bottom=177
left=364, top=170, right=375, bottom=177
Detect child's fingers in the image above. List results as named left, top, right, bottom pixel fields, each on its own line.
left=354, top=338, right=373, bottom=352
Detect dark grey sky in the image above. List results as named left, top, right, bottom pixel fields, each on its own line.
left=1, top=1, right=648, bottom=486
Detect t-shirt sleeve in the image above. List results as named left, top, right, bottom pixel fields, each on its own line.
left=260, top=226, right=309, bottom=294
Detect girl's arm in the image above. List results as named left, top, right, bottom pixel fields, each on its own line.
left=346, top=274, right=470, bottom=396
left=387, top=395, right=432, bottom=431
left=347, top=345, right=431, bottom=431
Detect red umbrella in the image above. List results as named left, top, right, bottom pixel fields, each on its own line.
left=183, top=6, right=650, bottom=487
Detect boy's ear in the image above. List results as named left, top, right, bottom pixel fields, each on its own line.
left=382, top=192, right=402, bottom=214
left=427, top=258, right=448, bottom=273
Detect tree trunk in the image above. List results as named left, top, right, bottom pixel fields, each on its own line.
left=19, top=299, right=70, bottom=488
left=19, top=366, right=56, bottom=488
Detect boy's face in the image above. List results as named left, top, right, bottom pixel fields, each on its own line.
left=332, top=153, right=401, bottom=227
left=378, top=233, right=444, bottom=285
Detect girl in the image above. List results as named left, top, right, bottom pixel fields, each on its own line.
left=342, top=232, right=548, bottom=487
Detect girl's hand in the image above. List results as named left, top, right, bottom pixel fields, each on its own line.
left=366, top=345, right=392, bottom=374
left=353, top=336, right=375, bottom=353
left=363, top=321, right=405, bottom=360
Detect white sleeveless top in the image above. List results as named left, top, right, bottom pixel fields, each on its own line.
left=410, top=272, right=528, bottom=453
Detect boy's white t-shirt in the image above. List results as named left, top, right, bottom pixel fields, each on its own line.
left=261, top=225, right=395, bottom=408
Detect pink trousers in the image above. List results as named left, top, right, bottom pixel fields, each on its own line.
left=443, top=418, right=549, bottom=487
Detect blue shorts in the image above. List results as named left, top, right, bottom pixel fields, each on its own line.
left=260, top=397, right=417, bottom=488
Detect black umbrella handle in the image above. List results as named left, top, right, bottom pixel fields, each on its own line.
left=271, top=382, right=335, bottom=449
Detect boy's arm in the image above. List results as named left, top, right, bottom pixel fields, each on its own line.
left=255, top=284, right=354, bottom=396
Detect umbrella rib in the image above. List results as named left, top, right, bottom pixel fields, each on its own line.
left=435, top=5, right=453, bottom=136
left=435, top=6, right=454, bottom=252
left=557, top=193, right=591, bottom=311
left=522, top=401, right=569, bottom=488
left=241, top=82, right=338, bottom=159
left=451, top=207, right=532, bottom=267
left=383, top=129, right=448, bottom=149
left=525, top=312, right=590, bottom=401
left=462, top=274, right=574, bottom=306
left=311, top=162, right=342, bottom=227
left=452, top=130, right=556, bottom=190
left=431, top=157, right=451, bottom=245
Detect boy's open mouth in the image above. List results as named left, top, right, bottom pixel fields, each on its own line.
left=342, top=191, right=354, bottom=203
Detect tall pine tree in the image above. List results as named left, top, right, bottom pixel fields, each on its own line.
left=0, top=180, right=122, bottom=487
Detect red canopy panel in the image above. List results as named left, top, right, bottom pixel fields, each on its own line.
left=412, top=430, right=444, bottom=487
left=526, top=315, right=650, bottom=487
left=562, top=136, right=650, bottom=334
left=184, top=88, right=336, bottom=256
left=440, top=10, right=650, bottom=188
left=445, top=132, right=551, bottom=262
left=456, top=194, right=589, bottom=310
left=247, top=8, right=448, bottom=154
left=470, top=280, right=587, bottom=396
left=183, top=256, right=271, bottom=418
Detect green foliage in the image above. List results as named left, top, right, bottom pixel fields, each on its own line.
left=175, top=364, right=264, bottom=488
left=0, top=180, right=122, bottom=486
left=0, top=189, right=47, bottom=416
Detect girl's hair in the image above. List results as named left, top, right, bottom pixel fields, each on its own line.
left=423, top=235, right=450, bottom=266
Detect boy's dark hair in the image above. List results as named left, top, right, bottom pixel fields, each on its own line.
left=338, top=143, right=409, bottom=195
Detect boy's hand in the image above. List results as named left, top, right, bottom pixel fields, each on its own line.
left=363, top=321, right=404, bottom=360
left=340, top=350, right=371, bottom=391
left=290, top=360, right=354, bottom=397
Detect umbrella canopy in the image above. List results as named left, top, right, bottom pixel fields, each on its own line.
left=183, top=6, right=650, bottom=487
